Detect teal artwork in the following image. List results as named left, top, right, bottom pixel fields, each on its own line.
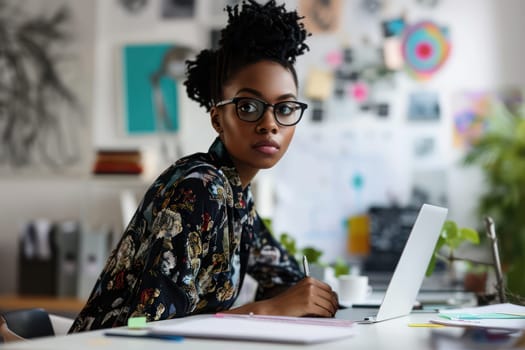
left=122, top=43, right=179, bottom=134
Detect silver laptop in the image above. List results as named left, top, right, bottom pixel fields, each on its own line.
left=336, top=204, right=448, bottom=323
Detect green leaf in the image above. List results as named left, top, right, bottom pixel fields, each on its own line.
left=302, top=246, right=323, bottom=264
left=460, top=100, right=525, bottom=297
left=442, top=220, right=458, bottom=240
left=279, top=233, right=297, bottom=257
left=442, top=220, right=463, bottom=250
left=426, top=221, right=479, bottom=277
left=426, top=235, right=446, bottom=276
left=458, top=228, right=480, bottom=244
left=261, top=218, right=273, bottom=235
left=332, top=257, right=350, bottom=277
left=425, top=253, right=438, bottom=277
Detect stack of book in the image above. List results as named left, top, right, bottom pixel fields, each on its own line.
left=92, top=149, right=143, bottom=175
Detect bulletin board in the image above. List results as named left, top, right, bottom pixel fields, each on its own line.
left=271, top=123, right=412, bottom=260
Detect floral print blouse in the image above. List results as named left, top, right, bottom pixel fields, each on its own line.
left=69, top=138, right=303, bottom=332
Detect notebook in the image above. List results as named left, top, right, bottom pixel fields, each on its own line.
left=336, top=203, right=448, bottom=323
left=121, top=314, right=356, bottom=344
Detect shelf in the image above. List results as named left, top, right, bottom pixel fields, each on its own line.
left=0, top=295, right=85, bottom=316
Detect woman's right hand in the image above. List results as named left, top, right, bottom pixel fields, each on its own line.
left=244, top=277, right=339, bottom=318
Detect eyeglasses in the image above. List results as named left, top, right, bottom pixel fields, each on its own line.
left=215, top=97, right=307, bottom=126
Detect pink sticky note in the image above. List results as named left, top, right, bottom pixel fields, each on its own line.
left=349, top=82, right=369, bottom=103
left=326, top=50, right=343, bottom=68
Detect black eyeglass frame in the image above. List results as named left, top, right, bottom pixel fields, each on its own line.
left=215, top=97, right=308, bottom=126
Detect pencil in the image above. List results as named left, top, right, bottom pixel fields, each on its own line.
left=303, top=255, right=310, bottom=277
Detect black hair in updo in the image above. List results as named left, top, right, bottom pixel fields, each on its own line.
left=184, top=0, right=310, bottom=112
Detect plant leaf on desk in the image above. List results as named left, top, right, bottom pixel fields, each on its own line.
left=458, top=228, right=480, bottom=244
left=279, top=233, right=298, bottom=257
left=426, top=234, right=446, bottom=277
left=333, top=257, right=350, bottom=277
left=441, top=221, right=479, bottom=250
left=302, top=247, right=323, bottom=264
left=425, top=221, right=480, bottom=277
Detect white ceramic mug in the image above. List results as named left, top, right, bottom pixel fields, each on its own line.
left=337, top=275, right=372, bottom=305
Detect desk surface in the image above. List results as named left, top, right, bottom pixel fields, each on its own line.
left=1, top=312, right=520, bottom=350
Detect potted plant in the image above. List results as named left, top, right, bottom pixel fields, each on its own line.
left=462, top=96, right=525, bottom=302
left=279, top=233, right=325, bottom=279
left=278, top=233, right=350, bottom=281
left=425, top=220, right=480, bottom=278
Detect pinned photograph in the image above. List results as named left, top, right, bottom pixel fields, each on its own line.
left=121, top=43, right=190, bottom=134
left=383, top=37, right=404, bottom=70
left=408, top=91, right=440, bottom=121
left=413, top=136, right=436, bottom=158
left=402, top=21, right=451, bottom=81
left=382, top=17, right=405, bottom=37
left=299, top=0, right=343, bottom=34
left=161, top=0, right=195, bottom=19
left=452, top=91, right=491, bottom=149
left=305, top=68, right=335, bottom=101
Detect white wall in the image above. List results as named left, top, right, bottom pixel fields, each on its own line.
left=91, top=0, right=216, bottom=158
left=0, top=0, right=524, bottom=295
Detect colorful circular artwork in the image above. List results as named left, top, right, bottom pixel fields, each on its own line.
left=402, top=21, right=451, bottom=80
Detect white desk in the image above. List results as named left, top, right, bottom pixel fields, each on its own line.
left=1, top=312, right=521, bottom=350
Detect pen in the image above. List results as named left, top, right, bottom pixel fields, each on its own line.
left=303, top=255, right=310, bottom=277
left=105, top=330, right=184, bottom=342
left=215, top=313, right=354, bottom=327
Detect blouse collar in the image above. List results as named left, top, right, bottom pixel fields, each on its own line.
left=208, top=137, right=248, bottom=210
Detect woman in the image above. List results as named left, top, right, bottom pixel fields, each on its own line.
left=69, top=0, right=338, bottom=332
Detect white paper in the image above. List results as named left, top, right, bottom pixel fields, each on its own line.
left=437, top=303, right=525, bottom=315
left=150, top=315, right=356, bottom=344
left=430, top=303, right=525, bottom=331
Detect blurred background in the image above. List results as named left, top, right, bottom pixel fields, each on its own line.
left=0, top=0, right=524, bottom=315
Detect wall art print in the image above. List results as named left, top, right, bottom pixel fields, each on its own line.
left=402, top=21, right=451, bottom=81
left=121, top=43, right=181, bottom=135
left=0, top=2, right=83, bottom=170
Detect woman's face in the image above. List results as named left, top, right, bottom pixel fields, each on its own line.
left=210, top=60, right=299, bottom=186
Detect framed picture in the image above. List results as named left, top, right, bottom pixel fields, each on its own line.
left=299, top=0, right=343, bottom=34
left=407, top=91, right=440, bottom=121
left=121, top=43, right=181, bottom=135
left=161, top=0, right=195, bottom=19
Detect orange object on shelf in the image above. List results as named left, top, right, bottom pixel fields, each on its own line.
left=347, top=214, right=370, bottom=255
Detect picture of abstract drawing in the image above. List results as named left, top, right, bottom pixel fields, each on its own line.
left=382, top=17, right=405, bottom=37
left=413, top=137, right=436, bottom=158
left=161, top=0, right=195, bottom=19
left=402, top=21, right=451, bottom=81
left=452, top=91, right=491, bottom=149
left=0, top=2, right=85, bottom=171
left=409, top=128, right=446, bottom=170
left=408, top=91, right=440, bottom=121
left=122, top=43, right=180, bottom=134
left=299, top=0, right=342, bottom=34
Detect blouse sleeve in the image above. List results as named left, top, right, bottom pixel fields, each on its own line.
left=246, top=214, right=304, bottom=301
left=128, top=170, right=234, bottom=321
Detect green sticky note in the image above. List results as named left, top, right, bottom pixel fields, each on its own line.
left=128, top=316, right=147, bottom=328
